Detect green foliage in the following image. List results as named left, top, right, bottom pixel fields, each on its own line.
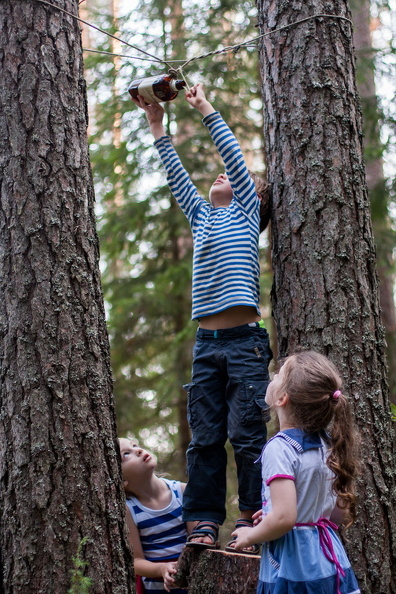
left=84, top=0, right=396, bottom=463
left=68, top=538, right=92, bottom=594
left=391, top=403, right=396, bottom=421
left=351, top=1, right=396, bottom=406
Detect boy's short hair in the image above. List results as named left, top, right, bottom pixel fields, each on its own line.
left=249, top=171, right=270, bottom=232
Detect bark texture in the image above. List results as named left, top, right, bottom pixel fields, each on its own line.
left=256, top=0, right=396, bottom=592
left=0, top=1, right=134, bottom=592
left=174, top=548, right=260, bottom=593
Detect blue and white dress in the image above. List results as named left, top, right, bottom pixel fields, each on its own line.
left=126, top=479, right=187, bottom=593
left=257, top=429, right=360, bottom=594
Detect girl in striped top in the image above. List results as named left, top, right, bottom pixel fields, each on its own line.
left=119, top=438, right=187, bottom=593
left=131, top=84, right=272, bottom=552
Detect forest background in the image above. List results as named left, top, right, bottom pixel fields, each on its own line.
left=82, top=0, right=396, bottom=543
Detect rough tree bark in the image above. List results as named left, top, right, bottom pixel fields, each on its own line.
left=256, top=0, right=396, bottom=592
left=0, top=1, right=134, bottom=592
left=174, top=548, right=260, bottom=594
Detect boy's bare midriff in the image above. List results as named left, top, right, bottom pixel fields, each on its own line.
left=198, top=305, right=261, bottom=330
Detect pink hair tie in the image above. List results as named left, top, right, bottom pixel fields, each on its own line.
left=333, top=390, right=341, bottom=400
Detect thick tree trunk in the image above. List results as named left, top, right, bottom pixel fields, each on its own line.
left=174, top=548, right=260, bottom=593
left=256, top=1, right=396, bottom=592
left=350, top=0, right=396, bottom=406
left=0, top=1, right=134, bottom=592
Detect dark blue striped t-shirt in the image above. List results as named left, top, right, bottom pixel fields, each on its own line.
left=126, top=479, right=187, bottom=593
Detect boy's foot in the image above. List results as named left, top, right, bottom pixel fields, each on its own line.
left=225, top=518, right=260, bottom=556
left=186, top=521, right=220, bottom=550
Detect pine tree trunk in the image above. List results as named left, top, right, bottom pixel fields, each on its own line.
left=0, top=1, right=134, bottom=592
left=256, top=0, right=396, bottom=592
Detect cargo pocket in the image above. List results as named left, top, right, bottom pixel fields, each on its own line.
left=183, top=382, right=218, bottom=438
left=240, top=379, right=270, bottom=425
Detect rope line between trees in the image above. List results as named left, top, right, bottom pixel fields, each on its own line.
left=176, top=14, right=352, bottom=72
left=32, top=0, right=166, bottom=65
left=32, top=0, right=353, bottom=83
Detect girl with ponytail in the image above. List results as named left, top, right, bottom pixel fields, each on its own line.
left=232, top=350, right=361, bottom=594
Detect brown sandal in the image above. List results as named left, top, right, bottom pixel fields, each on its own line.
left=225, top=518, right=260, bottom=556
left=186, top=521, right=220, bottom=550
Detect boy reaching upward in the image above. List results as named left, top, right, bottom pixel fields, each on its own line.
left=132, top=83, right=272, bottom=553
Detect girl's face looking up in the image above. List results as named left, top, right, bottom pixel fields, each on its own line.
left=119, top=438, right=156, bottom=490
left=265, top=362, right=288, bottom=407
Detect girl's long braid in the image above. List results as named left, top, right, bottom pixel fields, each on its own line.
left=279, top=350, right=359, bottom=527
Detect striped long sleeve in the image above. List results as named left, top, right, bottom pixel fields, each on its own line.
left=154, top=112, right=261, bottom=320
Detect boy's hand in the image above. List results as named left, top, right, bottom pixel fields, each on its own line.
left=131, top=95, right=166, bottom=139
left=185, top=83, right=215, bottom=117
left=185, top=83, right=206, bottom=108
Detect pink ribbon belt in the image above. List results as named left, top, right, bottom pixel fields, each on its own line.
left=295, top=517, right=345, bottom=594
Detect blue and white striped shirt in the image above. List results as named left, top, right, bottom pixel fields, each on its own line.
left=126, top=479, right=187, bottom=593
left=154, top=111, right=261, bottom=320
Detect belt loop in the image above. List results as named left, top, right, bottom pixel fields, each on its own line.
left=214, top=330, right=218, bottom=338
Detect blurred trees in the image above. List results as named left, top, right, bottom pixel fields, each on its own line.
left=84, top=0, right=396, bottom=550
left=84, top=0, right=271, bottom=481
left=351, top=0, right=396, bottom=406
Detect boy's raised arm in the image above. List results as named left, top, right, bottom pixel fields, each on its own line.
left=131, top=95, right=166, bottom=140
left=131, top=89, right=207, bottom=224
left=185, top=84, right=258, bottom=214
